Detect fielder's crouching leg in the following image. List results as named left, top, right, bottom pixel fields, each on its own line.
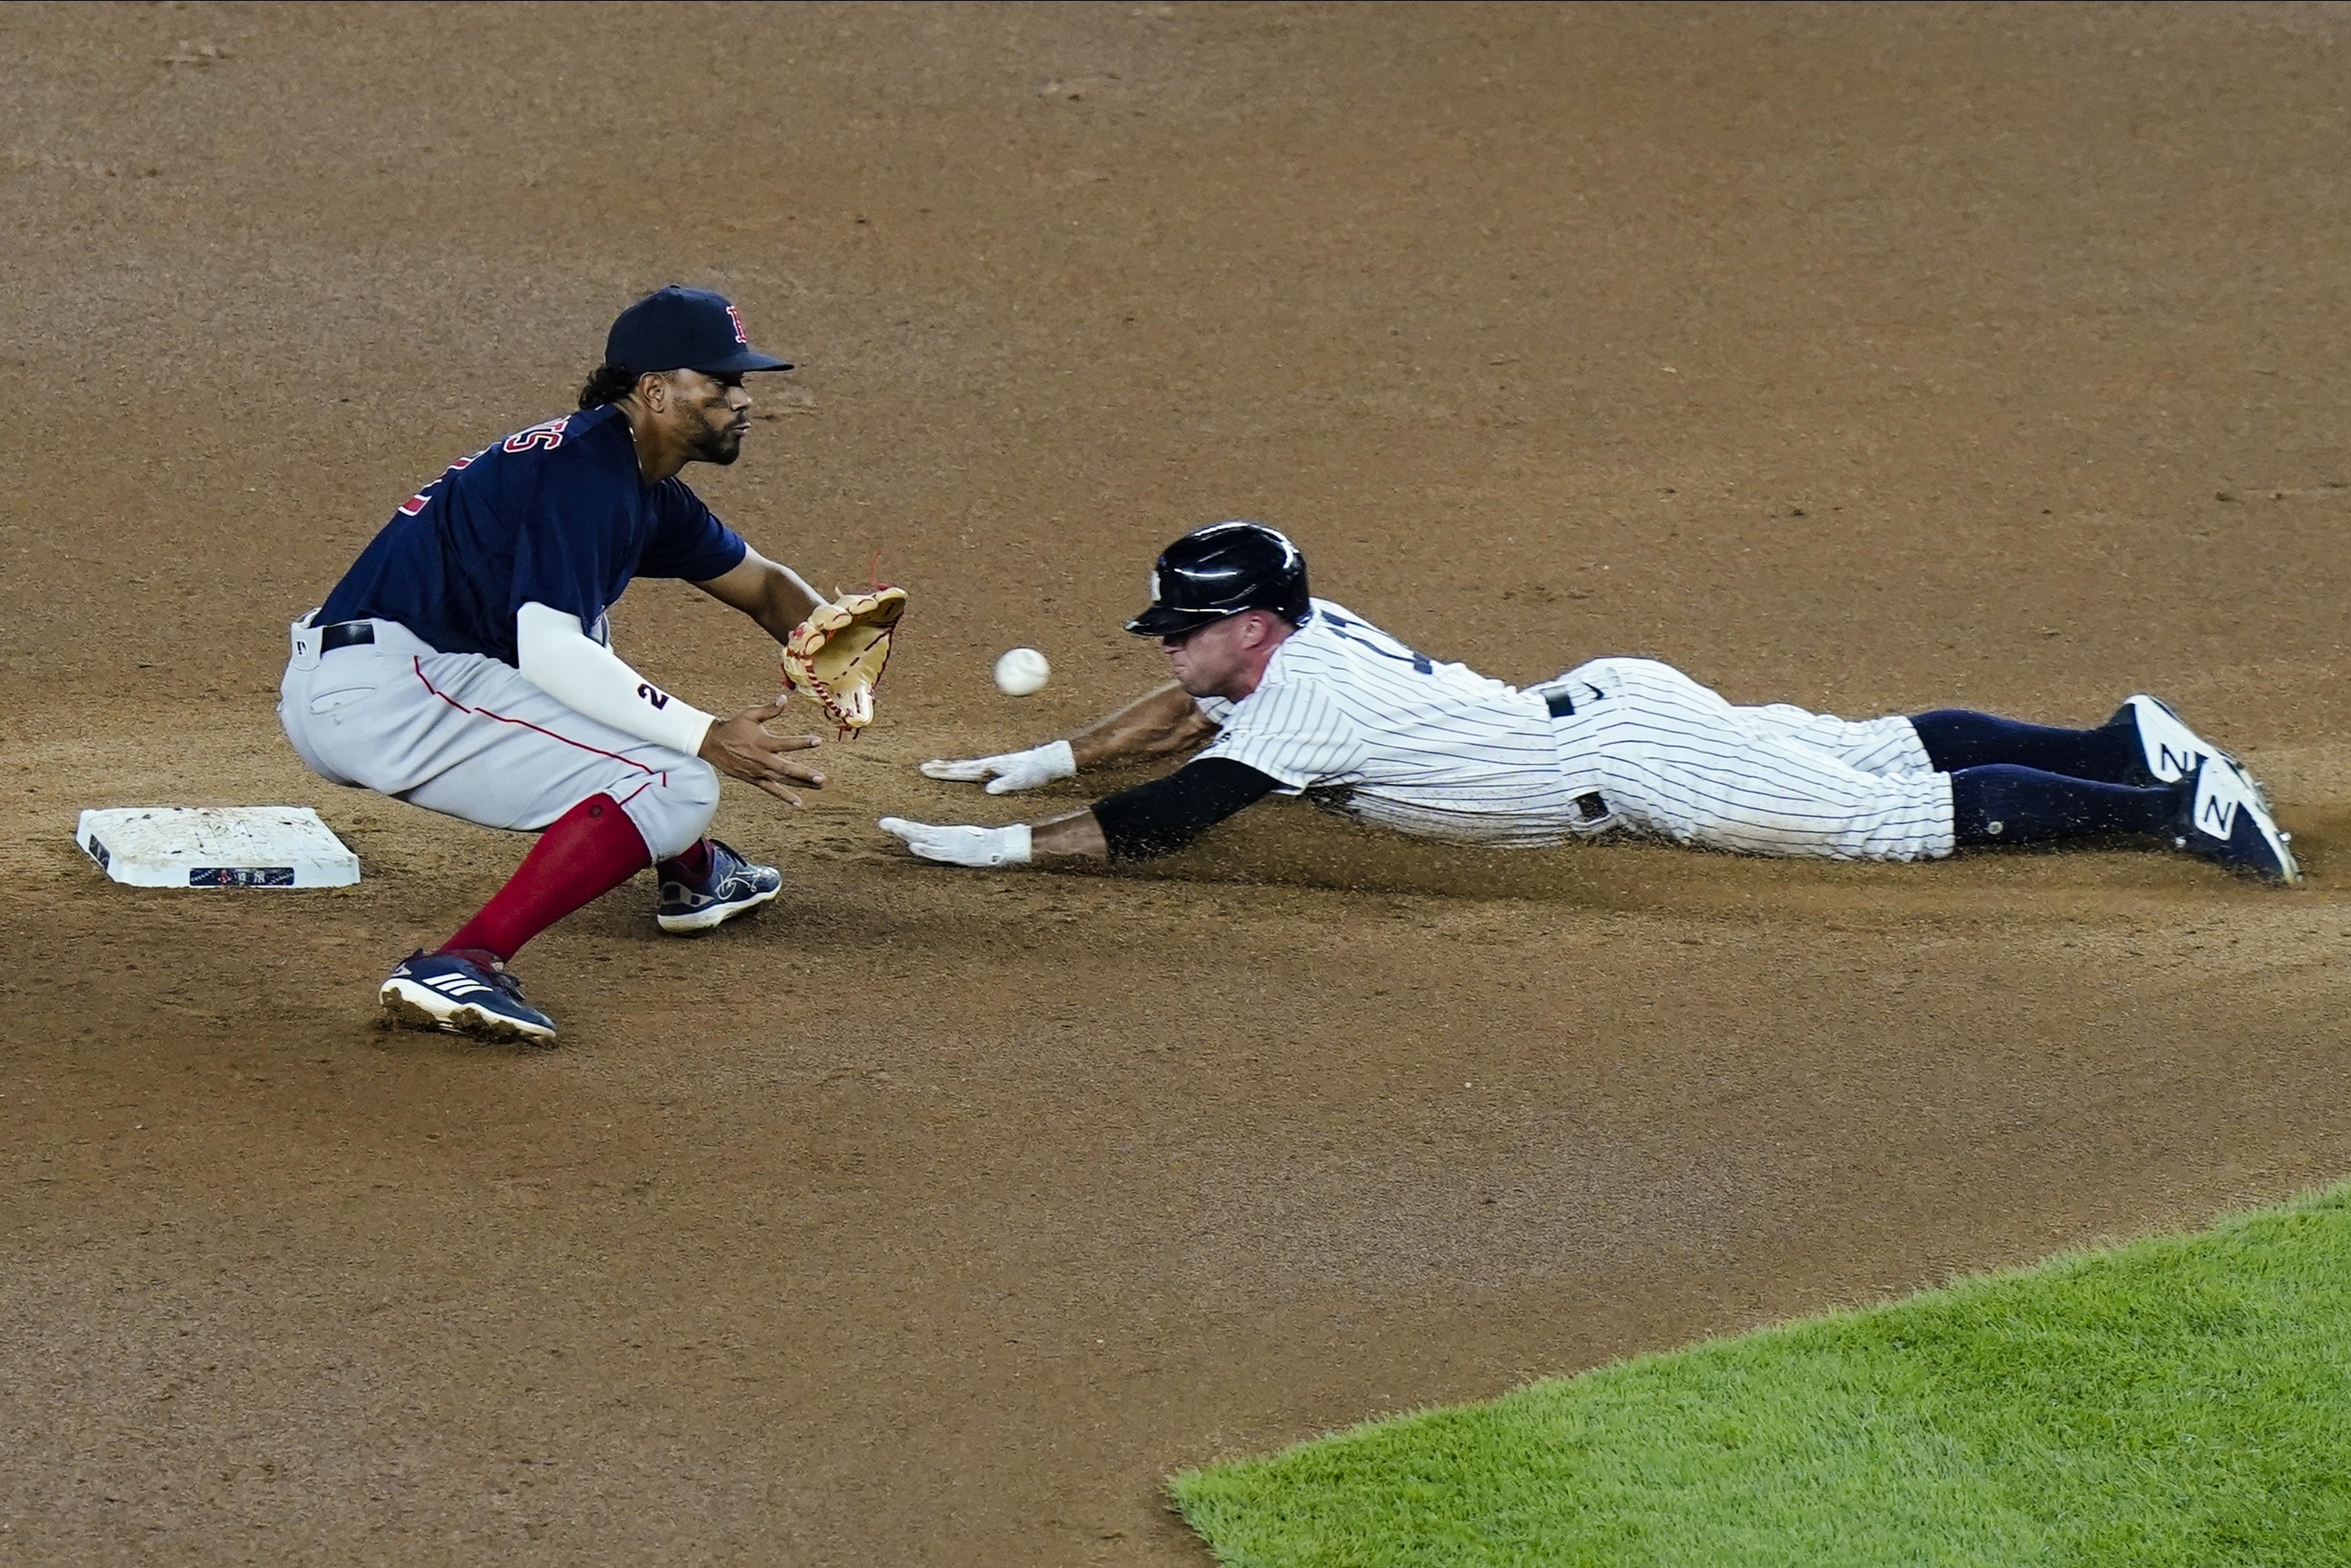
left=619, top=756, right=722, bottom=862
left=278, top=616, right=727, bottom=853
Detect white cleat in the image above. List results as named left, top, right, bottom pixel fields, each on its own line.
left=2109, top=695, right=2270, bottom=812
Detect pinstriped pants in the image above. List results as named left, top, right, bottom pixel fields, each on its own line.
left=1547, top=658, right=1955, bottom=861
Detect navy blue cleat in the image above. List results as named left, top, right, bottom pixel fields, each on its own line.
left=657, top=838, right=782, bottom=933
left=379, top=948, right=560, bottom=1043
left=2108, top=695, right=2270, bottom=811
left=2167, top=758, right=2299, bottom=885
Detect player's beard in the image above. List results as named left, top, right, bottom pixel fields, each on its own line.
left=688, top=418, right=745, bottom=465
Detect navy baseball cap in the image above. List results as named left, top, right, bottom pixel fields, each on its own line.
left=1126, top=521, right=1311, bottom=638
left=605, top=286, right=793, bottom=375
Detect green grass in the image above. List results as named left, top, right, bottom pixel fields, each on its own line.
left=1170, top=1185, right=2351, bottom=1567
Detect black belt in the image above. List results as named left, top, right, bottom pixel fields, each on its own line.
left=318, top=620, right=375, bottom=653
left=1544, top=687, right=1609, bottom=820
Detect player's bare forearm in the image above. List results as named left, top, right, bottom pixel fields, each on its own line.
left=694, top=546, right=826, bottom=644
left=1067, top=683, right=1217, bottom=770
left=1030, top=809, right=1110, bottom=860
left=916, top=681, right=1209, bottom=795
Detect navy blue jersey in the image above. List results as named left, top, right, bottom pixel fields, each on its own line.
left=319, top=403, right=748, bottom=664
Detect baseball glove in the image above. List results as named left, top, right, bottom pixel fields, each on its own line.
left=781, top=587, right=908, bottom=731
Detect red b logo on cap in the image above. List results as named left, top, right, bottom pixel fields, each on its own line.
left=726, top=305, right=749, bottom=345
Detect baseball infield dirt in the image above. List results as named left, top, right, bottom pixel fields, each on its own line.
left=4, top=4, right=2348, bottom=1563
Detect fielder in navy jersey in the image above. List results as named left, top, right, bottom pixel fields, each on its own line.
left=282, top=286, right=858, bottom=1043
left=881, top=521, right=2298, bottom=885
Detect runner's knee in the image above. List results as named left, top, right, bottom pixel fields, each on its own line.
left=1576, top=656, right=1666, bottom=683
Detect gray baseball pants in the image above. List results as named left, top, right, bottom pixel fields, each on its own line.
left=277, top=616, right=718, bottom=859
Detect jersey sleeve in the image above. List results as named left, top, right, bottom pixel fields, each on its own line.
left=1195, top=675, right=1365, bottom=792
left=639, top=478, right=749, bottom=581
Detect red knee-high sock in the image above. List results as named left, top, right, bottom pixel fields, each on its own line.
left=661, top=837, right=713, bottom=880
left=440, top=793, right=652, bottom=963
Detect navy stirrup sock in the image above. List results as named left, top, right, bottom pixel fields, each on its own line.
left=1911, top=710, right=2139, bottom=782
left=1949, top=764, right=2174, bottom=846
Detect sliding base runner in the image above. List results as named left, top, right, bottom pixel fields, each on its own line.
left=885, top=521, right=2297, bottom=887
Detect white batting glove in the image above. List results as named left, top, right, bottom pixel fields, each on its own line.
left=878, top=818, right=1034, bottom=868
left=918, top=739, right=1077, bottom=795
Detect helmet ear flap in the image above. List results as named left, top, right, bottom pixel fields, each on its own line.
left=1272, top=572, right=1313, bottom=627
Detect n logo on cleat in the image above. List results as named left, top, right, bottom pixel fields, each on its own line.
left=2198, top=793, right=2238, bottom=836
left=2159, top=742, right=2203, bottom=779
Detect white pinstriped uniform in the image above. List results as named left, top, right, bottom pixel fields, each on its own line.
left=1193, top=599, right=1955, bottom=861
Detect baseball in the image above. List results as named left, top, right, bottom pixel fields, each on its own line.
left=993, top=647, right=1051, bottom=696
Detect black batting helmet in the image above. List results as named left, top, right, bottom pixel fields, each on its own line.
left=1125, top=521, right=1311, bottom=638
